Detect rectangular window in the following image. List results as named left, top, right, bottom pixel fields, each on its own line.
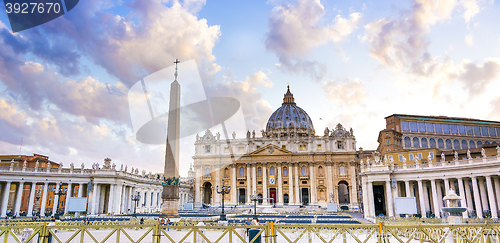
left=458, top=125, right=466, bottom=134
left=497, top=127, right=500, bottom=137
left=256, top=146, right=260, bottom=149
left=434, top=123, right=442, bottom=133
left=410, top=122, right=418, bottom=132
left=418, top=122, right=426, bottom=132
left=402, top=121, right=410, bottom=131
left=481, top=126, right=489, bottom=136
left=388, top=155, right=393, bottom=161
left=426, top=123, right=434, bottom=132
left=474, top=126, right=481, bottom=135
left=418, top=153, right=422, bottom=160
left=489, top=127, right=496, bottom=137
left=398, top=155, right=404, bottom=161
left=450, top=124, right=458, bottom=134
left=284, top=181, right=288, bottom=185
left=299, top=145, right=306, bottom=150
left=466, top=125, right=474, bottom=135
left=317, top=144, right=322, bottom=150
left=409, top=154, right=414, bottom=161
left=387, top=139, right=390, bottom=143
left=224, top=147, right=229, bottom=153
left=282, top=145, right=286, bottom=150
left=429, top=152, right=434, bottom=159
left=205, top=145, right=211, bottom=153
left=387, top=149, right=391, bottom=152
left=258, top=181, right=262, bottom=185
left=442, top=124, right=450, bottom=133
left=238, top=146, right=244, bottom=152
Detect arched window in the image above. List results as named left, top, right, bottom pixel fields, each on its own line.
left=301, top=166, right=307, bottom=176
left=485, top=141, right=491, bottom=145
left=239, top=167, right=245, bottom=177
left=283, top=167, right=288, bottom=176
left=438, top=138, right=444, bottom=148
left=477, top=141, right=483, bottom=148
left=205, top=167, right=210, bottom=177
left=413, top=137, right=420, bottom=148
left=462, top=140, right=468, bottom=149
left=258, top=167, right=262, bottom=177
left=404, top=137, right=411, bottom=147
left=445, top=139, right=452, bottom=149
left=430, top=138, right=437, bottom=148
left=469, top=140, right=476, bottom=149
left=224, top=168, right=229, bottom=177
left=318, top=166, right=324, bottom=176
left=339, top=166, right=345, bottom=175
left=421, top=138, right=428, bottom=148
left=270, top=166, right=275, bottom=176
left=453, top=139, right=460, bottom=149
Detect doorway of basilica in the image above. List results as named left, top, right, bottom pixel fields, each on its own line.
left=269, top=188, right=277, bottom=205
left=301, top=188, right=309, bottom=205
left=203, top=182, right=212, bottom=205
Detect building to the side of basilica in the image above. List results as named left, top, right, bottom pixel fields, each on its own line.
left=193, top=87, right=359, bottom=209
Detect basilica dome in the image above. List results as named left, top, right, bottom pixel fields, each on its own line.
left=265, top=86, right=315, bottom=138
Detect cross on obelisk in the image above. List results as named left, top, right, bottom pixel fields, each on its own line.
left=161, top=59, right=181, bottom=218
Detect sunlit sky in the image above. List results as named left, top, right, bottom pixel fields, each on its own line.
left=1, top=0, right=500, bottom=176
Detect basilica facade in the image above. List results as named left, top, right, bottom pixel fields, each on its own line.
left=192, top=87, right=359, bottom=209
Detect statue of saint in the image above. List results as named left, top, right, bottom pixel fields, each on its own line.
left=216, top=132, right=220, bottom=140
left=481, top=148, right=486, bottom=158
left=252, top=130, right=255, bottom=139
left=497, top=146, right=500, bottom=156
left=454, top=151, right=458, bottom=161
left=441, top=152, right=445, bottom=162
left=232, top=131, right=236, bottom=139
left=246, top=130, right=250, bottom=138
left=467, top=149, right=472, bottom=159
left=428, top=153, right=433, bottom=163
left=324, top=127, right=329, bottom=136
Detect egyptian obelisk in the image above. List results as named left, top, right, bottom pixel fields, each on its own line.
left=161, top=59, right=181, bottom=218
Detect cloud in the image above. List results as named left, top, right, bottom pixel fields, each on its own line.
left=265, top=0, right=361, bottom=81
left=457, top=58, right=500, bottom=96
left=465, top=33, right=473, bottom=46
left=489, top=96, right=500, bottom=121
left=461, top=0, right=480, bottom=23
left=322, top=78, right=366, bottom=106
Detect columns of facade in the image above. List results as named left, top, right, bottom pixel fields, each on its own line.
left=436, top=180, right=444, bottom=210
left=121, top=185, right=127, bottom=213
left=246, top=165, right=251, bottom=204
left=471, top=177, right=483, bottom=218
left=14, top=181, right=24, bottom=216
left=127, top=186, right=133, bottom=213
left=252, top=164, right=257, bottom=197
left=486, top=176, right=498, bottom=218
left=277, top=163, right=282, bottom=205
left=417, top=180, right=426, bottom=218
left=457, top=178, right=468, bottom=218
left=114, top=184, right=123, bottom=213
left=194, top=166, right=201, bottom=206
left=405, top=181, right=411, bottom=197
left=362, top=179, right=369, bottom=217
left=350, top=165, right=358, bottom=205
left=423, top=182, right=431, bottom=212
left=464, top=179, right=474, bottom=215
left=478, top=178, right=489, bottom=212
left=215, top=163, right=220, bottom=205
left=0, top=181, right=12, bottom=217
left=443, top=179, right=450, bottom=195
left=51, top=182, right=60, bottom=216
left=430, top=179, right=441, bottom=218
left=64, top=183, right=72, bottom=214
left=262, top=164, right=268, bottom=205
left=494, top=177, right=500, bottom=211
left=75, top=183, right=84, bottom=216
left=107, top=184, right=115, bottom=214
left=288, top=163, right=294, bottom=205
left=40, top=182, right=48, bottom=217
left=309, top=163, right=316, bottom=204
left=385, top=180, right=394, bottom=217
left=91, top=183, right=99, bottom=214
left=231, top=165, right=237, bottom=204
left=294, top=163, right=300, bottom=204
left=326, top=163, right=333, bottom=203
left=367, top=181, right=375, bottom=218
left=27, top=182, right=36, bottom=217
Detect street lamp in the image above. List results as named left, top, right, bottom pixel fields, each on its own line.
left=250, top=192, right=261, bottom=220
left=216, top=180, right=231, bottom=221
left=131, top=192, right=141, bottom=218
left=50, top=182, right=68, bottom=217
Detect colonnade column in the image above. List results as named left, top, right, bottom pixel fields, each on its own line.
left=367, top=181, right=375, bottom=218
left=277, top=162, right=282, bottom=205
left=64, top=183, right=72, bottom=214
left=309, top=163, right=316, bottom=204
left=215, top=163, right=220, bottom=205
left=91, top=183, right=99, bottom=214
left=107, top=184, right=115, bottom=214
left=115, top=184, right=123, bottom=213
left=417, top=180, right=426, bottom=218
left=326, top=163, right=333, bottom=203
left=52, top=182, right=60, bottom=216
left=444, top=179, right=450, bottom=194
left=471, top=177, right=483, bottom=218
left=362, top=179, right=369, bottom=217
left=430, top=179, right=441, bottom=218
left=194, top=166, right=201, bottom=206
left=14, top=182, right=24, bottom=217
left=40, top=182, right=48, bottom=217
left=127, top=186, right=133, bottom=213
left=27, top=182, right=36, bottom=217
left=478, top=178, right=489, bottom=212
left=405, top=181, right=411, bottom=197
left=252, top=164, right=257, bottom=197
left=262, top=164, right=267, bottom=205
left=232, top=165, right=237, bottom=204
left=0, top=181, right=12, bottom=217
left=464, top=179, right=474, bottom=215
left=494, top=177, right=500, bottom=211
left=246, top=164, right=251, bottom=204
left=457, top=178, right=468, bottom=218
left=294, top=163, right=300, bottom=204
left=436, top=180, right=443, bottom=209
left=485, top=176, right=498, bottom=218
left=288, top=163, right=294, bottom=205
left=350, top=165, right=358, bottom=205
left=385, top=180, right=394, bottom=217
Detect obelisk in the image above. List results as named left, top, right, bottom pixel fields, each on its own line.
left=161, top=59, right=181, bottom=218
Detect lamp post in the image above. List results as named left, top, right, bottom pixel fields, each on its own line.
left=50, top=182, right=68, bottom=217
left=131, top=192, right=141, bottom=218
left=216, top=180, right=231, bottom=221
left=250, top=192, right=261, bottom=220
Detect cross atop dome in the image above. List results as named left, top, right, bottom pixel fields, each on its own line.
left=283, top=85, right=296, bottom=105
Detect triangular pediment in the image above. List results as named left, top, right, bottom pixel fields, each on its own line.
left=249, top=144, right=292, bottom=155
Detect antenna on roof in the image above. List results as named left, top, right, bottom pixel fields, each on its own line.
left=19, top=137, right=23, bottom=156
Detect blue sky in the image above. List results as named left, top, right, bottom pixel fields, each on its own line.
left=1, top=0, right=500, bottom=176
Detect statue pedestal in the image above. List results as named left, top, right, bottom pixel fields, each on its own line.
left=160, top=186, right=180, bottom=218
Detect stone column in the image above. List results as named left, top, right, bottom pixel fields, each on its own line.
left=405, top=181, right=411, bottom=197
left=326, top=163, right=333, bottom=203
left=494, top=177, right=500, bottom=211
left=52, top=182, right=60, bottom=216
left=294, top=163, right=300, bottom=204
left=64, top=183, right=72, bottom=214
left=430, top=179, right=441, bottom=218
left=486, top=176, right=498, bottom=218
left=288, top=163, right=294, bottom=205
left=262, top=164, right=268, bottom=205
left=417, top=180, right=426, bottom=218
left=478, top=178, right=489, bottom=211
left=436, top=180, right=443, bottom=210
left=0, top=181, right=12, bottom=217
left=107, top=184, right=115, bottom=214
left=277, top=163, right=282, bottom=205
left=194, top=166, right=201, bottom=207
left=215, top=164, right=220, bottom=205
left=246, top=165, right=251, bottom=204
left=115, top=184, right=123, bottom=213
left=464, top=179, right=474, bottom=215
left=309, top=163, right=316, bottom=204
left=350, top=165, right=358, bottom=205
left=91, top=183, right=99, bottom=214
left=127, top=186, right=133, bottom=213
left=471, top=177, right=483, bottom=218
left=75, top=183, right=84, bottom=216
left=457, top=178, right=468, bottom=218
left=27, top=182, right=36, bottom=217
left=40, top=182, right=48, bottom=217
left=385, top=180, right=394, bottom=217
left=362, top=179, right=369, bottom=217
left=252, top=164, right=257, bottom=197
left=444, top=179, right=450, bottom=195
left=232, top=165, right=237, bottom=204
left=367, top=181, right=375, bottom=218
left=14, top=181, right=24, bottom=217
left=423, top=182, right=430, bottom=212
